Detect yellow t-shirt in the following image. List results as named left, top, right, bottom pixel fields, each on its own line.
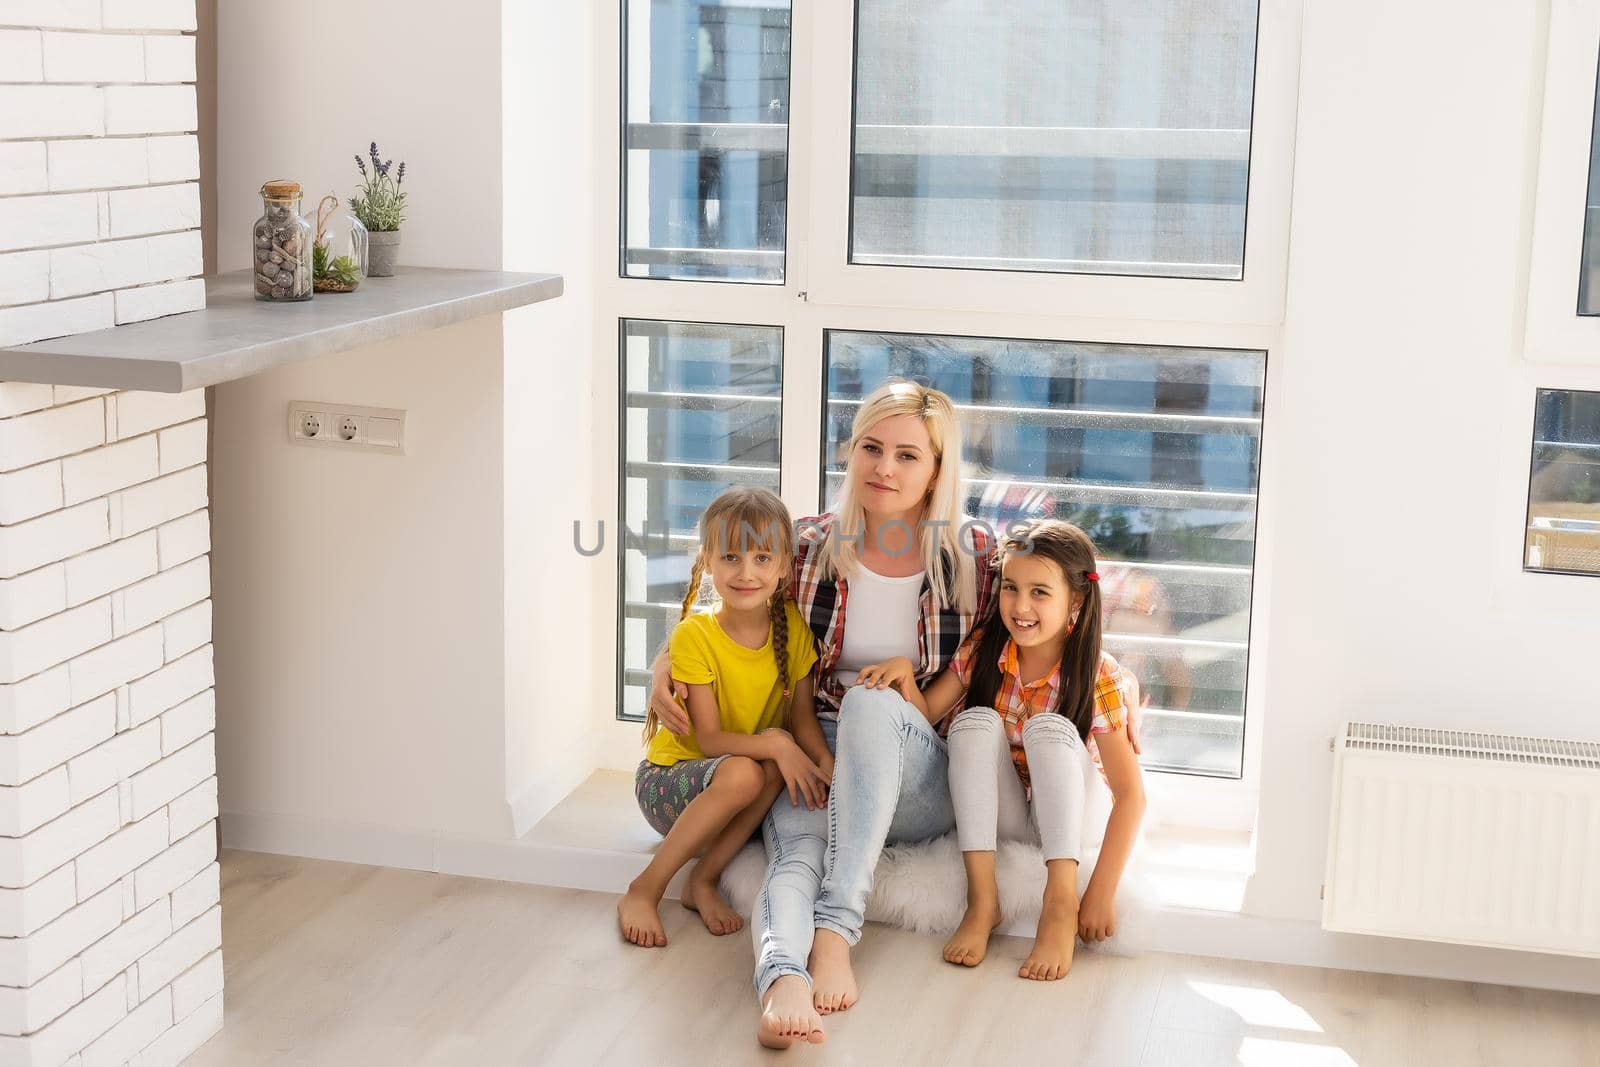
left=646, top=601, right=819, bottom=767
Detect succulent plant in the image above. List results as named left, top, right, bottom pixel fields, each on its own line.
left=326, top=255, right=361, bottom=287
left=312, top=240, right=361, bottom=290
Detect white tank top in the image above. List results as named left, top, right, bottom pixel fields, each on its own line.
left=831, top=563, right=925, bottom=689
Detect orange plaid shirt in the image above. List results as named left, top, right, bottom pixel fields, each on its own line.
left=949, top=629, right=1129, bottom=788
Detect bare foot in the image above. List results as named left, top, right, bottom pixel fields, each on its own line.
left=617, top=882, right=667, bottom=948
left=1019, top=890, right=1078, bottom=980
left=807, top=929, right=859, bottom=1014
left=681, top=875, right=743, bottom=936
left=757, top=974, right=826, bottom=1049
left=942, top=896, right=1001, bottom=967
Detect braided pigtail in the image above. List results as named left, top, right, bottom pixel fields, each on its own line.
left=769, top=580, right=791, bottom=726
left=679, top=554, right=707, bottom=623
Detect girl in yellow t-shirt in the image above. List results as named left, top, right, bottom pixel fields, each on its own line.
left=619, top=486, right=832, bottom=956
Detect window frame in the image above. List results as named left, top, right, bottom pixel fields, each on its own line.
left=820, top=325, right=1270, bottom=781
left=591, top=0, right=1303, bottom=820
left=1490, top=363, right=1600, bottom=619
left=618, top=0, right=797, bottom=285
left=1525, top=0, right=1600, bottom=363
left=801, top=0, right=1303, bottom=326
left=614, top=316, right=790, bottom=726
left=1522, top=385, right=1600, bottom=578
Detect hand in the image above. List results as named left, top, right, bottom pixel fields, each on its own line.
left=650, top=658, right=691, bottom=737
left=765, top=731, right=830, bottom=811
left=854, top=657, right=918, bottom=703
left=1118, top=666, right=1143, bottom=756
left=1078, top=887, right=1116, bottom=942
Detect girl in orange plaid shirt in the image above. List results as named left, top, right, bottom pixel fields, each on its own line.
left=859, top=519, right=1146, bottom=980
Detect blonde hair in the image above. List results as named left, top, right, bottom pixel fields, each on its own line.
left=822, top=379, right=976, bottom=614
left=643, top=485, right=798, bottom=745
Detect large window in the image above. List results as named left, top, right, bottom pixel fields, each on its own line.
left=827, top=332, right=1265, bottom=776
left=850, top=0, right=1260, bottom=279
left=622, top=0, right=793, bottom=282
left=602, top=0, right=1297, bottom=783
left=1581, top=51, right=1600, bottom=314
left=1525, top=387, right=1600, bottom=576
left=619, top=320, right=784, bottom=717
left=1524, top=0, right=1600, bottom=358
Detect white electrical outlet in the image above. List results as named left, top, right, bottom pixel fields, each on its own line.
left=288, top=402, right=405, bottom=454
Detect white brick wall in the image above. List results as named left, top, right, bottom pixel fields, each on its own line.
left=140, top=138, right=195, bottom=188
left=0, top=29, right=44, bottom=81
left=0, top=2, right=203, bottom=347
left=0, top=383, right=218, bottom=1062
left=0, top=4, right=220, bottom=1056
left=0, top=4, right=101, bottom=32
left=41, top=33, right=146, bottom=85
left=113, top=279, right=204, bottom=328
left=0, top=143, right=49, bottom=197
left=49, top=234, right=201, bottom=303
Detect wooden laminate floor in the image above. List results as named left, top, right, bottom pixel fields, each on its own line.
left=188, top=850, right=1600, bottom=1066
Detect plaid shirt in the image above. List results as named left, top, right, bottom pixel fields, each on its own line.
left=949, top=629, right=1129, bottom=788
left=790, top=513, right=999, bottom=719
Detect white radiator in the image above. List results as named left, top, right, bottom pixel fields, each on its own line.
left=1322, top=722, right=1600, bottom=958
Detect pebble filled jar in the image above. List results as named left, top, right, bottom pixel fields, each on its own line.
left=252, top=180, right=313, bottom=301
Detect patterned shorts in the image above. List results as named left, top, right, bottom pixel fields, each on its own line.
left=634, top=755, right=730, bottom=837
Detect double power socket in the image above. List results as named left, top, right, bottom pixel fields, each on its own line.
left=287, top=401, right=406, bottom=454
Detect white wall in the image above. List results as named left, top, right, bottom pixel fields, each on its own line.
left=211, top=0, right=597, bottom=845
left=212, top=0, right=517, bottom=842
left=210, top=316, right=511, bottom=840
left=500, top=0, right=604, bottom=835
left=213, top=1, right=502, bottom=274
left=1243, top=0, right=1600, bottom=984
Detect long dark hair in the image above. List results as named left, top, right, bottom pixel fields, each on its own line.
left=963, top=520, right=1103, bottom=741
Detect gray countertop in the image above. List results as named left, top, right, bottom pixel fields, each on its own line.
left=0, top=267, right=564, bottom=393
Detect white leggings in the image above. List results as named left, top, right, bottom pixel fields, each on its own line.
left=947, top=707, right=1087, bottom=863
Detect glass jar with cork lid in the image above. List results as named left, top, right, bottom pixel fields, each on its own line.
left=252, top=180, right=314, bottom=302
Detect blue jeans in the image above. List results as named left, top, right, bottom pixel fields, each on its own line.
left=751, top=686, right=955, bottom=999
left=751, top=717, right=835, bottom=999
left=815, top=685, right=955, bottom=944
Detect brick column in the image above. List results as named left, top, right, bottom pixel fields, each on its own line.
left=0, top=3, right=221, bottom=1062
left=0, top=385, right=219, bottom=1065
left=1, top=0, right=204, bottom=348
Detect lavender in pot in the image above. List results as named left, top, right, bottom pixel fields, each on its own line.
left=351, top=142, right=407, bottom=277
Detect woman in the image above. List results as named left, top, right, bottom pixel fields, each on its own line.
left=648, top=379, right=1140, bottom=1048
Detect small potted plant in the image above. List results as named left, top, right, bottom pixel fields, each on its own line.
left=312, top=236, right=363, bottom=293
left=351, top=141, right=406, bottom=277
left=308, top=194, right=366, bottom=293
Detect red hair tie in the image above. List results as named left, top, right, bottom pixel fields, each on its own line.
left=1085, top=571, right=1100, bottom=582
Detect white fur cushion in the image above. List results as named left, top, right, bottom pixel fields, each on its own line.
left=719, top=835, right=1144, bottom=953
left=718, top=777, right=1146, bottom=951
